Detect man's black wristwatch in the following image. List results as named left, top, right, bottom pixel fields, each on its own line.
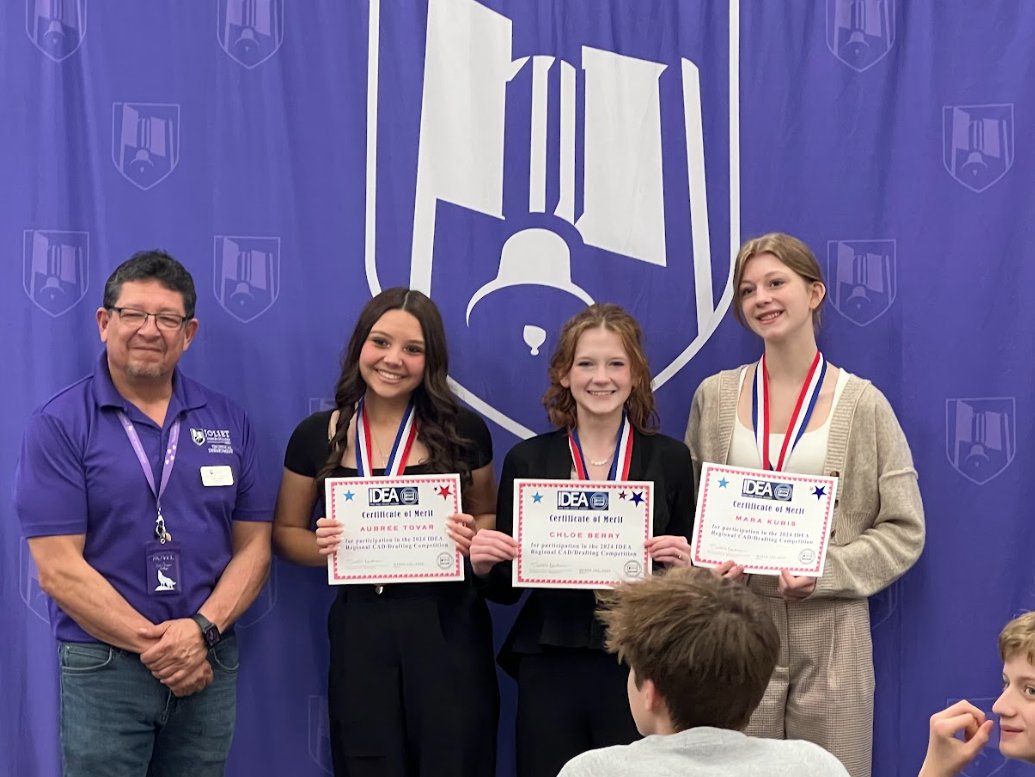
left=191, top=613, right=222, bottom=647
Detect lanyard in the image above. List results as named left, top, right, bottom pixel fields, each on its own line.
left=751, top=351, right=827, bottom=472
left=354, top=398, right=418, bottom=477
left=118, top=412, right=181, bottom=543
left=568, top=412, right=634, bottom=481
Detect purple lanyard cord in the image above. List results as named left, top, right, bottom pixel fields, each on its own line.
left=118, top=412, right=181, bottom=542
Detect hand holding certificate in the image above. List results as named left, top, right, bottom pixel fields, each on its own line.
left=691, top=463, right=837, bottom=577
left=325, top=474, right=464, bottom=585
left=512, top=479, right=653, bottom=589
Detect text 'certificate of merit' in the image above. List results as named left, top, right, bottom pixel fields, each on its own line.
left=512, top=479, right=653, bottom=589
left=325, top=474, right=463, bottom=585
left=691, top=463, right=838, bottom=577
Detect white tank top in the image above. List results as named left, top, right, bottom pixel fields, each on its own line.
left=728, top=366, right=850, bottom=476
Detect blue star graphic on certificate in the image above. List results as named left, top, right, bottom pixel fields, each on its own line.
left=532, top=492, right=543, bottom=504
left=812, top=486, right=826, bottom=499
left=630, top=491, right=644, bottom=506
left=718, top=477, right=729, bottom=488
left=344, top=490, right=355, bottom=501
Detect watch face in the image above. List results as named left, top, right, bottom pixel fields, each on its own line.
left=203, top=627, right=219, bottom=647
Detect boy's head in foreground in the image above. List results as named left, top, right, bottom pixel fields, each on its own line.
left=921, top=611, right=1035, bottom=777
left=599, top=567, right=779, bottom=735
left=995, top=611, right=1035, bottom=761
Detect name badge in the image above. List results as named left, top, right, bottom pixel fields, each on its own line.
left=200, top=465, right=234, bottom=487
left=145, top=541, right=182, bottom=597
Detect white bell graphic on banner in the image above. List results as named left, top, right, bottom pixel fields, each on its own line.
left=234, top=26, right=259, bottom=59
left=465, top=228, right=594, bottom=326
left=964, top=443, right=989, bottom=467
left=230, top=281, right=256, bottom=308
left=963, top=150, right=987, bottom=170
left=44, top=19, right=65, bottom=46
left=38, top=275, right=68, bottom=307
left=131, top=148, right=155, bottom=170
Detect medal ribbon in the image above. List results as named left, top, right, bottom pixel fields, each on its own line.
left=568, top=412, right=634, bottom=481
left=752, top=351, right=827, bottom=471
left=118, top=412, right=181, bottom=542
left=354, top=398, right=418, bottom=477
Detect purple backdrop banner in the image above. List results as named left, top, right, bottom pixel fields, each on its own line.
left=2, top=2, right=1033, bottom=776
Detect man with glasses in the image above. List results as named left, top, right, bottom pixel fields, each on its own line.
left=14, top=250, right=272, bottom=777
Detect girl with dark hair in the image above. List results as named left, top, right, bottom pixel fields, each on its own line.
left=685, top=233, right=925, bottom=777
left=470, top=303, right=694, bottom=777
left=273, top=288, right=498, bottom=777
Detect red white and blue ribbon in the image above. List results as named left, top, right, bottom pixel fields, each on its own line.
left=354, top=398, right=418, bottom=477
left=752, top=351, right=827, bottom=472
left=568, top=411, right=634, bottom=481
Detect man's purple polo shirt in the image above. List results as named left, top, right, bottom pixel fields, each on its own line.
left=14, top=351, right=271, bottom=643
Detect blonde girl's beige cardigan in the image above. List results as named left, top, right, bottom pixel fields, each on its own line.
left=685, top=365, right=925, bottom=598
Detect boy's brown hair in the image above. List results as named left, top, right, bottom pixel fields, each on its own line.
left=599, top=567, right=779, bottom=731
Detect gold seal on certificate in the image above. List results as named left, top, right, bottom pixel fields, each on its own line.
left=691, top=463, right=838, bottom=577
left=325, top=474, right=463, bottom=585
left=512, top=479, right=653, bottom=589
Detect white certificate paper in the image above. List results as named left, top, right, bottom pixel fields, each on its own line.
left=325, top=474, right=463, bottom=585
left=512, top=479, right=653, bottom=589
left=691, top=463, right=838, bottom=577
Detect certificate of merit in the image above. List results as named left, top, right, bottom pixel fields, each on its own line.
left=692, top=463, right=838, bottom=577
left=512, top=479, right=653, bottom=589
left=324, top=474, right=463, bottom=585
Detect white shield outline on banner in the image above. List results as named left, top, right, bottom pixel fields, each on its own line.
left=945, top=397, right=1016, bottom=486
left=20, top=541, right=51, bottom=624
left=213, top=235, right=281, bottom=323
left=25, top=0, right=86, bottom=62
left=825, top=0, right=895, bottom=72
left=825, top=238, right=896, bottom=326
left=942, top=104, right=1015, bottom=194
left=216, top=0, right=285, bottom=69
left=308, top=695, right=334, bottom=774
left=362, top=0, right=741, bottom=439
left=22, top=229, right=89, bottom=318
left=112, top=102, right=181, bottom=191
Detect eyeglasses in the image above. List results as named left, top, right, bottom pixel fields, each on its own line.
left=108, top=307, right=190, bottom=331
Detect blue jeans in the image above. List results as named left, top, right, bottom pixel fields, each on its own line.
left=58, top=635, right=239, bottom=777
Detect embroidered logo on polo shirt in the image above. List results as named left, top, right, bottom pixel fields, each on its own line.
left=190, top=428, right=234, bottom=455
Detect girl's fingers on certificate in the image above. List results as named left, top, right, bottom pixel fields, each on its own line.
left=712, top=559, right=746, bottom=580
left=314, top=516, right=343, bottom=555
left=646, top=535, right=692, bottom=567
left=446, top=513, right=478, bottom=557
left=470, top=529, right=519, bottom=575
